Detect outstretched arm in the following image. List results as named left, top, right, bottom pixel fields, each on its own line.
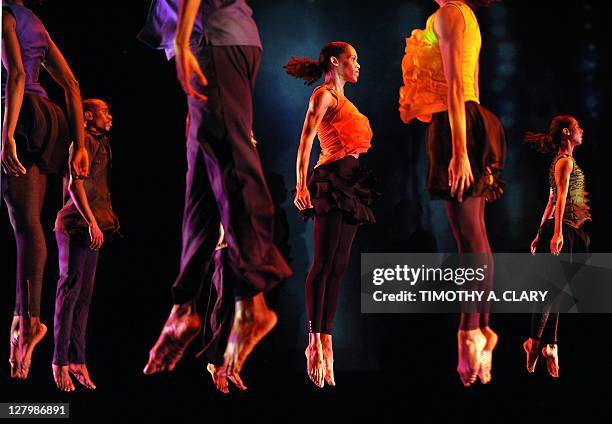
left=294, top=89, right=335, bottom=210
left=43, top=37, right=89, bottom=178
left=435, top=4, right=474, bottom=202
left=1, top=11, right=27, bottom=176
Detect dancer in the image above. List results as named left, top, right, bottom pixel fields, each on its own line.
left=398, top=0, right=506, bottom=386
left=138, top=0, right=292, bottom=391
left=2, top=0, right=89, bottom=379
left=52, top=99, right=119, bottom=392
left=523, top=115, right=590, bottom=378
left=285, top=42, right=378, bottom=388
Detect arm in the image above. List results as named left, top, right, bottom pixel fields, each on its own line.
left=435, top=5, right=474, bottom=202
left=550, top=158, right=572, bottom=254
left=530, top=188, right=555, bottom=254
left=1, top=11, right=27, bottom=175
left=42, top=37, right=89, bottom=178
left=293, top=89, right=335, bottom=210
left=174, top=0, right=207, bottom=99
left=66, top=143, right=103, bottom=249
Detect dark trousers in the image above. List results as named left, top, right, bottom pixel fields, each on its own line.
left=53, top=231, right=99, bottom=365
left=171, top=44, right=292, bottom=305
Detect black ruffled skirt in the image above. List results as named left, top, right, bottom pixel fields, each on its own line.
left=3, top=93, right=69, bottom=175
left=427, top=101, right=506, bottom=202
left=293, top=155, right=379, bottom=225
left=537, top=218, right=590, bottom=256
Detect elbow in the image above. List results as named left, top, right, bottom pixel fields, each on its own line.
left=61, top=76, right=80, bottom=93
left=8, top=69, right=26, bottom=85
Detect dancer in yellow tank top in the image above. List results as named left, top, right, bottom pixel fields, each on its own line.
left=399, top=0, right=506, bottom=387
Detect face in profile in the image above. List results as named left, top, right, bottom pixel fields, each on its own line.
left=567, top=118, right=584, bottom=147
left=337, top=45, right=360, bottom=84
left=85, top=100, right=113, bottom=133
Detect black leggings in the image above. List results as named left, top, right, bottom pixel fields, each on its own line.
left=306, top=209, right=358, bottom=334
left=445, top=196, right=494, bottom=331
left=529, top=220, right=590, bottom=344
left=2, top=165, right=47, bottom=317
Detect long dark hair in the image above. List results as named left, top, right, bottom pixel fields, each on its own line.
left=524, top=115, right=575, bottom=155
left=283, top=41, right=351, bottom=86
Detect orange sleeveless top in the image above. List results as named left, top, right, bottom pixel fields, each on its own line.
left=314, top=86, right=373, bottom=168
left=398, top=1, right=481, bottom=124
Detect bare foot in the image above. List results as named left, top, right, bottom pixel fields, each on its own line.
left=9, top=316, right=19, bottom=378
left=457, top=329, right=486, bottom=387
left=321, top=334, right=335, bottom=386
left=16, top=318, right=47, bottom=379
left=143, top=304, right=202, bottom=375
left=68, top=364, right=96, bottom=390
left=541, top=344, right=559, bottom=378
left=478, top=326, right=498, bottom=384
left=220, top=293, right=277, bottom=390
left=52, top=364, right=75, bottom=392
left=305, top=343, right=325, bottom=388
left=206, top=363, right=229, bottom=394
left=523, top=338, right=540, bottom=373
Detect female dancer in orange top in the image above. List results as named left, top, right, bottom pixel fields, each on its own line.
left=285, top=42, right=378, bottom=388
left=399, top=0, right=506, bottom=386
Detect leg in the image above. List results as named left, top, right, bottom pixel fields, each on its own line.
left=68, top=244, right=99, bottom=389
left=3, top=165, right=48, bottom=378
left=53, top=232, right=89, bottom=391
left=143, top=140, right=219, bottom=375
left=304, top=210, right=344, bottom=387
left=186, top=45, right=290, bottom=385
left=320, top=215, right=358, bottom=386
left=445, top=196, right=491, bottom=386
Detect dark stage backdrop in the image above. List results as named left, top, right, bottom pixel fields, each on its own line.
left=1, top=0, right=610, bottom=420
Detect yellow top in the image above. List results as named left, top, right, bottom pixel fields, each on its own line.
left=399, top=1, right=481, bottom=123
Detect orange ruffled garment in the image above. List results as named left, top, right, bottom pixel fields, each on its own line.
left=398, top=17, right=449, bottom=124
left=315, top=95, right=373, bottom=168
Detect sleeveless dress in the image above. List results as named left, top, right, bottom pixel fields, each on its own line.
left=295, top=86, right=379, bottom=224
left=398, top=1, right=506, bottom=202
left=1, top=3, right=69, bottom=175
left=537, top=154, right=591, bottom=255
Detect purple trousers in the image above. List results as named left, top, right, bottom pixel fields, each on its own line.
left=53, top=231, right=98, bottom=365
left=171, top=44, right=292, bottom=306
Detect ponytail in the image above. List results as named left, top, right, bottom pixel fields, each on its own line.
left=283, top=57, right=323, bottom=86
left=524, top=132, right=556, bottom=155
left=524, top=114, right=575, bottom=155
left=284, top=41, right=351, bottom=86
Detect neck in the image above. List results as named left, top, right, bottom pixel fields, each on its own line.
left=9, top=0, right=25, bottom=6
left=323, top=72, right=346, bottom=96
left=557, top=145, right=573, bottom=156
left=86, top=127, right=106, bottom=136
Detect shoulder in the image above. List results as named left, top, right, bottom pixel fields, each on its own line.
left=434, top=2, right=466, bottom=37
left=2, top=7, right=17, bottom=28
left=310, top=86, right=337, bottom=109
left=84, top=133, right=101, bottom=156
left=554, top=155, right=574, bottom=176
